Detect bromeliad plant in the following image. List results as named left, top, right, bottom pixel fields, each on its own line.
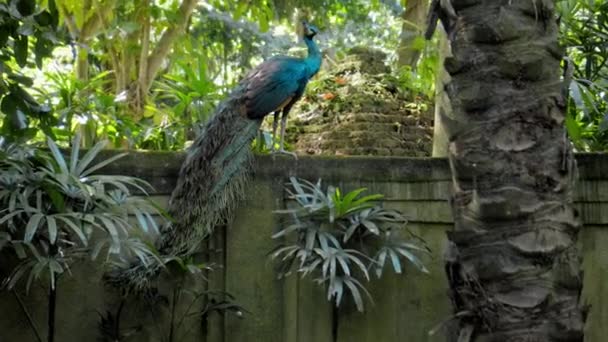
left=271, top=177, right=430, bottom=312
left=0, top=134, right=162, bottom=342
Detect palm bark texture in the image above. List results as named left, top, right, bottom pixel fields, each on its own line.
left=429, top=0, right=585, bottom=341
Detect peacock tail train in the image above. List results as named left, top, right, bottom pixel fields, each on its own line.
left=160, top=83, right=263, bottom=256
left=106, top=20, right=321, bottom=293
left=106, top=83, right=263, bottom=292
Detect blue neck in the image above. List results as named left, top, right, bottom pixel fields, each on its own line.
left=304, top=37, right=322, bottom=78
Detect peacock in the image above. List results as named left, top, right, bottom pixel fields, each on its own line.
left=162, top=20, right=321, bottom=253
left=109, top=21, right=321, bottom=291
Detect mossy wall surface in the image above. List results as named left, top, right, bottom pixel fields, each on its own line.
left=1, top=153, right=607, bottom=342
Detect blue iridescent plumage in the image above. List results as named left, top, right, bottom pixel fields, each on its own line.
left=244, top=22, right=322, bottom=154
left=164, top=21, right=321, bottom=255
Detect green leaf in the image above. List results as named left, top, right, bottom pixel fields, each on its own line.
left=343, top=222, right=360, bottom=242
left=91, top=240, right=107, bottom=260
left=0, top=209, right=25, bottom=225
left=395, top=247, right=429, bottom=273
left=16, top=0, right=36, bottom=17
left=343, top=277, right=364, bottom=311
left=24, top=213, right=44, bottom=242
left=411, top=35, right=426, bottom=51
left=7, top=73, right=34, bottom=86
left=46, top=136, right=68, bottom=174
left=34, top=10, right=53, bottom=26
left=12, top=243, right=27, bottom=259
left=340, top=188, right=366, bottom=207
left=98, top=215, right=120, bottom=243
left=350, top=194, right=384, bottom=208
left=81, top=151, right=128, bottom=177
left=46, top=215, right=57, bottom=243
left=305, top=229, right=317, bottom=251
left=69, top=133, right=81, bottom=174
left=55, top=215, right=87, bottom=245
left=565, top=113, right=582, bottom=142
left=16, top=19, right=34, bottom=36
left=389, top=249, right=402, bottom=274
left=7, top=262, right=31, bottom=289
left=43, top=184, right=65, bottom=212
left=0, top=28, right=8, bottom=47
left=375, top=249, right=387, bottom=278
left=14, top=35, right=28, bottom=67
left=1, top=93, right=28, bottom=130
left=361, top=219, right=379, bottom=235
left=271, top=222, right=306, bottom=238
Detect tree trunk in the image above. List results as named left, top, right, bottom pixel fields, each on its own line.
left=431, top=28, right=451, bottom=157
left=75, top=47, right=89, bottom=81
left=439, top=1, right=584, bottom=340
left=144, top=0, right=198, bottom=88
left=134, top=0, right=151, bottom=115
left=47, top=280, right=56, bottom=342
left=127, top=0, right=198, bottom=116
left=397, top=0, right=429, bottom=68
left=58, top=0, right=116, bottom=82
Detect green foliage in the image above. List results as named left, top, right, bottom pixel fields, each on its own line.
left=558, top=0, right=608, bottom=150
left=271, top=177, right=429, bottom=311
left=251, top=130, right=295, bottom=153
left=36, top=70, right=135, bottom=147
left=0, top=134, right=163, bottom=293
left=2, top=0, right=422, bottom=150
left=395, top=41, right=439, bottom=99
left=0, top=0, right=64, bottom=141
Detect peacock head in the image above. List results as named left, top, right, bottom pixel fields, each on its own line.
left=302, top=21, right=319, bottom=39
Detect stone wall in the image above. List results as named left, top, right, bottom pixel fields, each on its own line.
left=1, top=153, right=607, bottom=342
left=286, top=48, right=434, bottom=157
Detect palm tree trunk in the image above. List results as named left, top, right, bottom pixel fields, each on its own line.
left=434, top=1, right=584, bottom=340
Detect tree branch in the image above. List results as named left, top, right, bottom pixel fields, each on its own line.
left=56, top=3, right=79, bottom=40
left=145, top=0, right=198, bottom=89
left=137, top=0, right=151, bottom=110
left=397, top=0, right=429, bottom=68
left=80, top=0, right=116, bottom=41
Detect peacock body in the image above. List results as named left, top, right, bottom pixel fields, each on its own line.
left=160, top=22, right=321, bottom=258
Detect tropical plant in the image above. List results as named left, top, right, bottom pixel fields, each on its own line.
left=100, top=254, right=246, bottom=342
left=3, top=0, right=427, bottom=150
left=0, top=0, right=64, bottom=142
left=0, top=134, right=163, bottom=342
left=36, top=70, right=134, bottom=148
left=558, top=0, right=608, bottom=150
left=156, top=257, right=246, bottom=342
left=270, top=177, right=429, bottom=312
left=150, top=49, right=220, bottom=149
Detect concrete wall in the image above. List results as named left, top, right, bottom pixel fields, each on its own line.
left=1, top=153, right=607, bottom=342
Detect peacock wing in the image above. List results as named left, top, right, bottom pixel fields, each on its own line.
left=243, top=57, right=306, bottom=119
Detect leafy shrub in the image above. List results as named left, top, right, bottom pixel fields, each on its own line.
left=558, top=0, right=608, bottom=150
left=271, top=177, right=429, bottom=311
left=0, top=134, right=162, bottom=341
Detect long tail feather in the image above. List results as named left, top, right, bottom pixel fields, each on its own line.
left=162, top=84, right=263, bottom=254
left=106, top=84, right=263, bottom=291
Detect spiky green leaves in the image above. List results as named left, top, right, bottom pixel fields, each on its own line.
left=0, top=134, right=163, bottom=292
left=271, top=177, right=430, bottom=312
